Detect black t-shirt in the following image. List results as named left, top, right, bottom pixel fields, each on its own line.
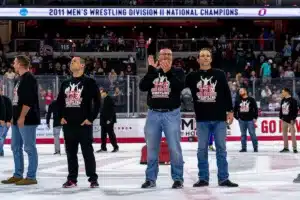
left=234, top=96, right=258, bottom=121
left=139, top=66, right=185, bottom=110
left=12, top=72, right=41, bottom=125
left=185, top=68, right=233, bottom=121
left=56, top=75, right=101, bottom=126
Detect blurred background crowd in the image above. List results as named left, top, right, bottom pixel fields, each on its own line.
left=0, top=0, right=300, bottom=116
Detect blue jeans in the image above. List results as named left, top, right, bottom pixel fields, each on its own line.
left=196, top=121, right=229, bottom=183
left=0, top=125, right=9, bottom=154
left=238, top=120, right=258, bottom=150
left=144, top=108, right=184, bottom=182
left=208, top=132, right=214, bottom=146
left=11, top=125, right=38, bottom=180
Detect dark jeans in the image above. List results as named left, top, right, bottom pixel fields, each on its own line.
left=101, top=123, right=118, bottom=150
left=238, top=120, right=258, bottom=150
left=196, top=121, right=229, bottom=183
left=63, top=125, right=98, bottom=182
left=208, top=132, right=214, bottom=146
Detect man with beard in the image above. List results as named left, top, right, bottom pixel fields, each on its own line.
left=57, top=57, right=100, bottom=188
left=234, top=87, right=258, bottom=152
left=185, top=48, right=238, bottom=187
left=139, top=48, right=185, bottom=189
left=1, top=55, right=40, bottom=185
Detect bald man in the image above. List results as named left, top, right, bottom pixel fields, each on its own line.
left=139, top=48, right=185, bottom=189
left=57, top=57, right=101, bottom=188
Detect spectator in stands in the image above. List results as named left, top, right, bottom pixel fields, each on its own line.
left=260, top=59, right=272, bottom=84
left=137, top=32, right=146, bottom=60
left=44, top=89, right=54, bottom=112
left=283, top=40, right=292, bottom=60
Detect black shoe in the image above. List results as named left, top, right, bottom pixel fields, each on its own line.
left=54, top=151, right=61, bottom=155
left=90, top=181, right=99, bottom=188
left=0, top=152, right=3, bottom=157
left=193, top=180, right=209, bottom=187
left=254, top=148, right=258, bottom=152
left=141, top=180, right=156, bottom=188
left=112, top=148, right=119, bottom=153
left=172, top=180, right=183, bottom=189
left=239, top=149, right=247, bottom=152
left=219, top=180, right=239, bottom=187
left=96, top=149, right=107, bottom=153
left=62, top=180, right=77, bottom=188
left=280, top=148, right=290, bottom=153
left=294, top=149, right=298, bottom=153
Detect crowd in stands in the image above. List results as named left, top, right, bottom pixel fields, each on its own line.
left=2, top=23, right=300, bottom=114
left=177, top=27, right=300, bottom=113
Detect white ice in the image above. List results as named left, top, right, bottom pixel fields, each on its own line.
left=0, top=141, right=300, bottom=200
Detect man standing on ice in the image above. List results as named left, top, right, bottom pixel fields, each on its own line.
left=185, top=48, right=238, bottom=187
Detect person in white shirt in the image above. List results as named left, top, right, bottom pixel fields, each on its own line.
left=4, top=68, right=16, bottom=80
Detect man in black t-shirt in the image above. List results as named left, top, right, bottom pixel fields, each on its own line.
left=185, top=48, right=238, bottom=187
left=234, top=87, right=258, bottom=152
left=1, top=55, right=40, bottom=185
left=57, top=57, right=100, bottom=188
left=139, top=49, right=185, bottom=189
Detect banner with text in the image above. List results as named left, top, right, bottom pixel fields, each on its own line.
left=0, top=8, right=300, bottom=18
left=4, top=117, right=300, bottom=142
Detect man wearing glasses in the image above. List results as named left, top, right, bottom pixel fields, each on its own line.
left=139, top=48, right=185, bottom=189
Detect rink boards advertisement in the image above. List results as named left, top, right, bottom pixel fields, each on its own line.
left=3, top=117, right=300, bottom=144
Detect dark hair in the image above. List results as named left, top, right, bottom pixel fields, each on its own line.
left=16, top=55, right=31, bottom=69
left=198, top=48, right=212, bottom=58
left=282, top=87, right=291, bottom=94
left=240, top=86, right=248, bottom=92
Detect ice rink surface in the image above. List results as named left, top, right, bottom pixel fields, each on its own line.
left=0, top=141, right=300, bottom=200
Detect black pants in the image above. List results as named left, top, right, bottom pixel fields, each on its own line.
left=63, top=125, right=98, bottom=182
left=101, top=123, right=118, bottom=150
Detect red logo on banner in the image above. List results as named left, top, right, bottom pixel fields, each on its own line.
left=258, top=8, right=267, bottom=16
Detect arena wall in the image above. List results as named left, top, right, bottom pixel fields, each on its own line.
left=4, top=117, right=300, bottom=144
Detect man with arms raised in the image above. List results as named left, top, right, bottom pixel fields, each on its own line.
left=185, top=48, right=238, bottom=187
left=139, top=48, right=185, bottom=189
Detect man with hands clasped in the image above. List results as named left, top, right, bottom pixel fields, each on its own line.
left=139, top=48, right=185, bottom=189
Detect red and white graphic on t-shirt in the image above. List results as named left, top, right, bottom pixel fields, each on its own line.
left=196, top=76, right=217, bottom=102
left=65, top=82, right=83, bottom=107
left=281, top=102, right=290, bottom=115
left=240, top=100, right=250, bottom=112
left=12, top=82, right=20, bottom=106
left=151, top=73, right=170, bottom=98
